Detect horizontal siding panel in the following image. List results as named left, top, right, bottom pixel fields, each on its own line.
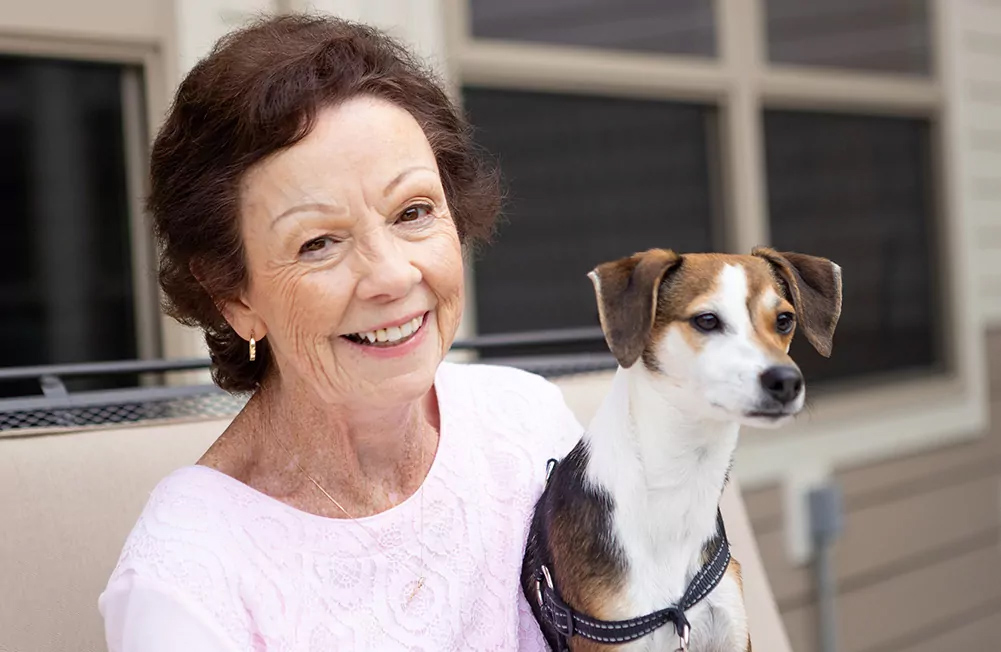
left=975, top=224, right=1001, bottom=250
left=987, top=330, right=1001, bottom=394
left=831, top=414, right=1001, bottom=502
left=759, top=473, right=1001, bottom=605
left=781, top=539, right=1001, bottom=652
left=894, top=599, right=1001, bottom=652
left=968, top=147, right=1001, bottom=173
left=967, top=102, right=1001, bottom=132
left=968, top=197, right=1001, bottom=229
left=960, top=56, right=1001, bottom=82
left=962, top=4, right=1001, bottom=33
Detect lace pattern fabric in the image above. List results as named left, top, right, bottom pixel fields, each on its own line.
left=99, top=363, right=584, bottom=651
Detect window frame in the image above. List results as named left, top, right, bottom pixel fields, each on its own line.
left=444, top=0, right=989, bottom=488
left=0, top=33, right=167, bottom=366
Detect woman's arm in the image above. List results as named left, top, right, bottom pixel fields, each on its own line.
left=101, top=574, right=241, bottom=652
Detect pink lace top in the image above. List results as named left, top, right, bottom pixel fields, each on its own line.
left=99, top=363, right=583, bottom=651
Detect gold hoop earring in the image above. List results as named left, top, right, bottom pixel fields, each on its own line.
left=249, top=336, right=257, bottom=362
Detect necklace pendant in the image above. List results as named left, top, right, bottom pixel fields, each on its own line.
left=406, top=577, right=425, bottom=606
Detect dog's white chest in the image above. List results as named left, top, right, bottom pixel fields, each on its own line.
left=615, top=571, right=747, bottom=652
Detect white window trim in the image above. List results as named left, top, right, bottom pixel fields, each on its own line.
left=443, top=0, right=990, bottom=490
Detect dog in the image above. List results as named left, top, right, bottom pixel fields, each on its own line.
left=522, top=247, right=842, bottom=652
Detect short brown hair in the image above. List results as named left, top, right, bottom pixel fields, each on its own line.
left=151, top=14, right=500, bottom=393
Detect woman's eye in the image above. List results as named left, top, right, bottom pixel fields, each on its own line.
left=398, top=204, right=432, bottom=223
left=776, top=312, right=796, bottom=334
left=691, top=312, right=722, bottom=333
left=299, top=236, right=335, bottom=256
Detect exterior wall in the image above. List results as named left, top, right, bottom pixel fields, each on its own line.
left=0, top=0, right=163, bottom=43
left=956, top=1, right=1001, bottom=326
left=743, top=329, right=1001, bottom=652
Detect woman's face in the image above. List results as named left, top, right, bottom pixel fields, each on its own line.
left=230, top=95, right=464, bottom=407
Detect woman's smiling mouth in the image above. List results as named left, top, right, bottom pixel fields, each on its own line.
left=343, top=312, right=428, bottom=347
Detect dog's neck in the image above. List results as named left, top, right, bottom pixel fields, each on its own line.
left=584, top=366, right=739, bottom=561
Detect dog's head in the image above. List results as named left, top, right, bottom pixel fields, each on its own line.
left=589, top=248, right=842, bottom=428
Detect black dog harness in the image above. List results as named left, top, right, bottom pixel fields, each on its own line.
left=533, top=461, right=732, bottom=651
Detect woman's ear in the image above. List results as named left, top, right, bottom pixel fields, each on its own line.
left=189, top=259, right=268, bottom=342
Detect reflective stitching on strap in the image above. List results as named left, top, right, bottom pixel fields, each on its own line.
left=537, top=505, right=730, bottom=647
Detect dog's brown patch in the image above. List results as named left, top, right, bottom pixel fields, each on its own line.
left=549, top=512, right=628, bottom=623
left=727, top=556, right=744, bottom=595
left=592, top=249, right=841, bottom=371
left=743, top=258, right=797, bottom=365
left=642, top=253, right=798, bottom=369
left=548, top=511, right=629, bottom=652
left=642, top=254, right=728, bottom=367
left=752, top=247, right=842, bottom=357
left=590, top=249, right=682, bottom=368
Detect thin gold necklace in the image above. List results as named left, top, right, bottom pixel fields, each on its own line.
left=271, top=431, right=428, bottom=604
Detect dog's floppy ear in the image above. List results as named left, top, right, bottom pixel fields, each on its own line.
left=752, top=247, right=843, bottom=358
left=588, top=249, right=682, bottom=368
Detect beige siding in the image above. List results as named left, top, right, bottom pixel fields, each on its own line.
left=957, top=2, right=1001, bottom=325
left=745, top=329, right=1001, bottom=652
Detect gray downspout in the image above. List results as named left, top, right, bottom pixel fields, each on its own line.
left=809, top=484, right=844, bottom=652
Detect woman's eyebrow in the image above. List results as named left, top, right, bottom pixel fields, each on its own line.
left=383, top=165, right=437, bottom=197
left=270, top=201, right=346, bottom=228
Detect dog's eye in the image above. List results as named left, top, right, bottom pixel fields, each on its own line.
left=691, top=313, right=721, bottom=333
left=776, top=312, right=795, bottom=334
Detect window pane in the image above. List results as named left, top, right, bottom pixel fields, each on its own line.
left=463, top=88, right=717, bottom=350
left=764, top=111, right=940, bottom=384
left=0, top=56, right=140, bottom=396
left=764, top=0, right=930, bottom=74
left=469, top=0, right=716, bottom=57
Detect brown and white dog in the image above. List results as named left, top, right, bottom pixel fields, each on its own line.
left=522, top=248, right=842, bottom=652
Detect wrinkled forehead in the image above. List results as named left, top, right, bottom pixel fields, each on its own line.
left=655, top=254, right=789, bottom=322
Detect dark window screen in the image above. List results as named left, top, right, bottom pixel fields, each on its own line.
left=469, top=0, right=716, bottom=57
left=764, top=110, right=940, bottom=385
left=0, top=56, right=139, bottom=396
left=764, top=0, right=930, bottom=74
left=463, top=88, right=717, bottom=345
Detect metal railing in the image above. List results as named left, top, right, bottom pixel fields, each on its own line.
left=0, top=327, right=614, bottom=432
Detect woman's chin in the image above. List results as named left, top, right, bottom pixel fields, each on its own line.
left=334, top=320, right=444, bottom=402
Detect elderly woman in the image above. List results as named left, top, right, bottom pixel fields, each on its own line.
left=99, top=14, right=582, bottom=652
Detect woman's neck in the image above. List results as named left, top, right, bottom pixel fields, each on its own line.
left=216, top=376, right=440, bottom=518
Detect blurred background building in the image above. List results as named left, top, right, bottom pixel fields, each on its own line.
left=2, top=1, right=1001, bottom=651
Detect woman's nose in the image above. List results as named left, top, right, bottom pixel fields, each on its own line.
left=355, top=231, right=422, bottom=302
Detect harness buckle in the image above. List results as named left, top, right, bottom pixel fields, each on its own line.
left=541, top=565, right=555, bottom=589
left=674, top=620, right=691, bottom=652
left=538, top=565, right=575, bottom=639
left=545, top=458, right=558, bottom=482
left=535, top=565, right=555, bottom=606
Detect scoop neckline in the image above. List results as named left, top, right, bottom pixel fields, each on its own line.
left=180, top=363, right=454, bottom=527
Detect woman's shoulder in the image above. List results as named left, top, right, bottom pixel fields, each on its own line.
left=438, top=361, right=584, bottom=458
left=438, top=360, right=568, bottom=408
left=100, top=466, right=264, bottom=644
left=103, top=466, right=260, bottom=591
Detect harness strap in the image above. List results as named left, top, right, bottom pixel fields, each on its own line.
left=535, top=460, right=731, bottom=651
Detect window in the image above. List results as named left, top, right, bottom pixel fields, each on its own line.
left=468, top=0, right=716, bottom=57
left=0, top=55, right=150, bottom=396
left=764, top=111, right=940, bottom=384
left=763, top=0, right=931, bottom=74
left=450, top=0, right=987, bottom=484
left=463, top=88, right=717, bottom=339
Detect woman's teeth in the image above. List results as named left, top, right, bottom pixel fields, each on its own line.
left=350, top=314, right=425, bottom=345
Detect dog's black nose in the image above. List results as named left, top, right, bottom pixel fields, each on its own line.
left=760, top=366, right=803, bottom=404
